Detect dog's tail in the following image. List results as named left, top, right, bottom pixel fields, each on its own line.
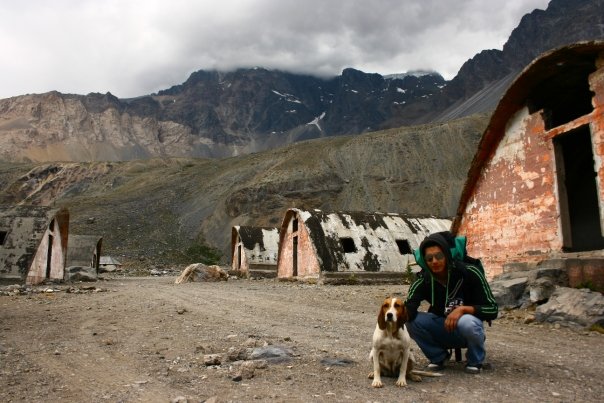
left=411, top=370, right=444, bottom=377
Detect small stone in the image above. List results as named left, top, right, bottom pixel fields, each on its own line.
left=203, top=354, right=222, bottom=366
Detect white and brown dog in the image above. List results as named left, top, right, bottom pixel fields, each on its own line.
left=369, top=297, right=441, bottom=387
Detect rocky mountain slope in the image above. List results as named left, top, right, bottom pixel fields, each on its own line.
left=0, top=0, right=602, bottom=163
left=431, top=0, right=604, bottom=122
left=0, top=115, right=488, bottom=266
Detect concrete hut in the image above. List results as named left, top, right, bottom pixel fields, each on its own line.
left=231, top=226, right=279, bottom=277
left=0, top=205, right=69, bottom=285
left=66, top=234, right=103, bottom=271
left=277, top=208, right=451, bottom=283
left=452, top=41, right=604, bottom=289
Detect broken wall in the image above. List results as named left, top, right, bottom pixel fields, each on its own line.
left=458, top=51, right=604, bottom=279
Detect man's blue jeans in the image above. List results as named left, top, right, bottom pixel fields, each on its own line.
left=406, top=312, right=486, bottom=366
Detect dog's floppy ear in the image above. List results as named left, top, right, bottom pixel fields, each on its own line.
left=377, top=300, right=387, bottom=330
left=396, top=299, right=409, bottom=329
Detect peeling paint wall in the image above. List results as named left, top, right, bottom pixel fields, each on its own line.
left=0, top=206, right=69, bottom=284
left=26, top=210, right=69, bottom=285
left=591, top=54, right=604, bottom=233
left=458, top=50, right=604, bottom=279
left=277, top=208, right=451, bottom=279
left=278, top=210, right=322, bottom=279
left=458, top=108, right=561, bottom=277
left=231, top=226, right=279, bottom=273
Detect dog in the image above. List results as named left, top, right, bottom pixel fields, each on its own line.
left=369, top=296, right=442, bottom=387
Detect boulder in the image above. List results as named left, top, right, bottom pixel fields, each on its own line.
left=490, top=277, right=528, bottom=309
left=535, top=287, right=604, bottom=327
left=249, top=346, right=294, bottom=363
left=174, top=263, right=228, bottom=284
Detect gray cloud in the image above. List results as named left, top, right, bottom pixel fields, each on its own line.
left=0, top=0, right=550, bottom=98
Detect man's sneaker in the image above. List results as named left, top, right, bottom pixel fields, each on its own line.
left=464, top=363, right=482, bottom=374
left=427, top=361, right=445, bottom=371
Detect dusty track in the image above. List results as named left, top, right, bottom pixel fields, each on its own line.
left=1, top=277, right=603, bottom=402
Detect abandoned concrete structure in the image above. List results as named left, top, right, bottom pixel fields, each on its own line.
left=231, top=226, right=279, bottom=277
left=0, top=205, right=69, bottom=285
left=66, top=235, right=103, bottom=272
left=277, top=208, right=451, bottom=282
left=453, top=41, right=604, bottom=289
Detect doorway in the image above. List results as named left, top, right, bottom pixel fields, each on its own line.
left=292, top=236, right=298, bottom=276
left=554, top=126, right=604, bottom=251
left=237, top=245, right=242, bottom=269
left=45, top=234, right=54, bottom=279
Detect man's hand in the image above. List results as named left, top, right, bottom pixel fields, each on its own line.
left=444, top=305, right=475, bottom=332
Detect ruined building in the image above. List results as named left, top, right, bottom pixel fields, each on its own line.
left=453, top=41, right=604, bottom=290
left=0, top=205, right=69, bottom=285
left=231, top=226, right=279, bottom=277
left=277, top=208, right=451, bottom=283
left=66, top=234, right=103, bottom=271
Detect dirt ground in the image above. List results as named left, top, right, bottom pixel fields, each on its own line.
left=1, top=276, right=603, bottom=403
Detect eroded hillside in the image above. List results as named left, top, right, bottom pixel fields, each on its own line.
left=0, top=115, right=488, bottom=268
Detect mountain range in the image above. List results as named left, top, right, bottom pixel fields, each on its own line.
left=1, top=0, right=604, bottom=266
left=0, top=0, right=602, bottom=163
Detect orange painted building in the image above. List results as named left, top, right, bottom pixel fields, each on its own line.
left=453, top=41, right=604, bottom=288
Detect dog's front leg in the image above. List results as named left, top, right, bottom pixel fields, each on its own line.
left=395, top=350, right=409, bottom=387
left=370, top=349, right=383, bottom=388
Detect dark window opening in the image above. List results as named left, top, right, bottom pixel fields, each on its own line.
left=292, top=218, right=298, bottom=232
left=395, top=239, right=412, bottom=255
left=0, top=230, right=7, bottom=245
left=528, top=58, right=596, bottom=130
left=340, top=237, right=357, bottom=253
left=49, top=219, right=55, bottom=232
left=554, top=126, right=604, bottom=251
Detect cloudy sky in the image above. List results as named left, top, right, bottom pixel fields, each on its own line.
left=0, top=0, right=550, bottom=99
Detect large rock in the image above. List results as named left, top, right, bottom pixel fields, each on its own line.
left=174, top=263, right=228, bottom=284
left=535, top=287, right=604, bottom=327
left=490, top=266, right=570, bottom=309
left=490, top=277, right=528, bottom=309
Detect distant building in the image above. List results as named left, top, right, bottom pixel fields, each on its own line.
left=277, top=208, right=451, bottom=283
left=0, top=205, right=69, bottom=285
left=231, top=226, right=279, bottom=277
left=66, top=235, right=103, bottom=272
left=453, top=41, right=604, bottom=288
